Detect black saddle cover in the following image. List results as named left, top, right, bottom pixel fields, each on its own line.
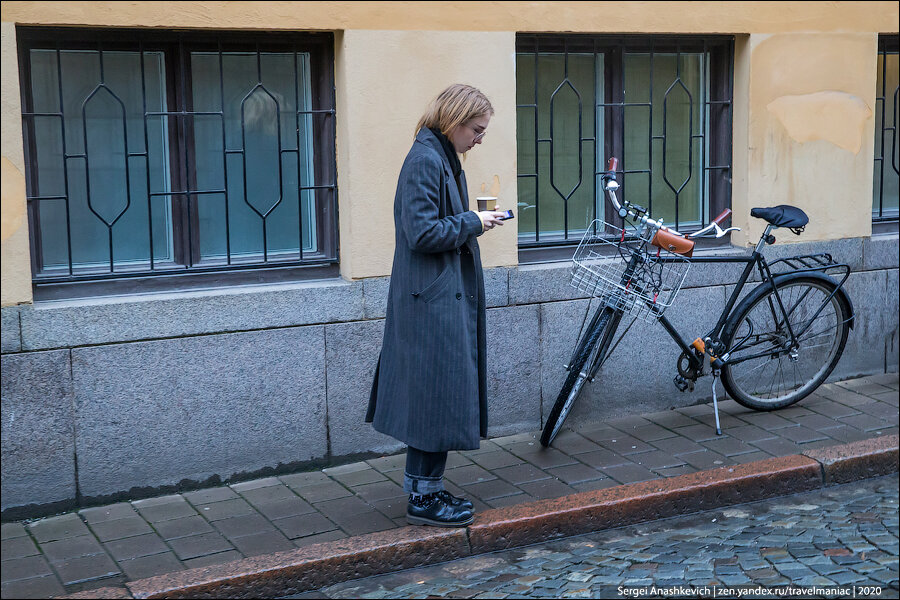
left=750, top=205, right=809, bottom=229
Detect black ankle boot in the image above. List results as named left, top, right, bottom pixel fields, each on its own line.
left=435, top=490, right=474, bottom=511
left=407, top=493, right=474, bottom=527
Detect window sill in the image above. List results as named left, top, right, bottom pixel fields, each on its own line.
left=20, top=269, right=363, bottom=352
left=33, top=262, right=340, bottom=302
left=873, top=220, right=899, bottom=235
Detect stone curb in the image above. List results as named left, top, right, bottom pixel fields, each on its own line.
left=466, top=454, right=822, bottom=554
left=64, top=435, right=899, bottom=600
left=802, top=434, right=900, bottom=485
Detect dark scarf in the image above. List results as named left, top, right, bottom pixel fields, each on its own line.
left=429, top=128, right=462, bottom=178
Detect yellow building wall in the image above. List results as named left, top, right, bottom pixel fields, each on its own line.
left=1, top=21, right=30, bottom=307
left=1, top=2, right=898, bottom=304
left=734, top=33, right=880, bottom=246
left=335, top=29, right=518, bottom=278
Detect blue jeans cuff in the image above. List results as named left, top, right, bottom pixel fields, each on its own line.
left=403, top=472, right=445, bottom=495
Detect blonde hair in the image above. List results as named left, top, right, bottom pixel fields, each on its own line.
left=415, top=84, right=494, bottom=138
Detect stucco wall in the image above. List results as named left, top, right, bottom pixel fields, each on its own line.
left=0, top=1, right=897, bottom=305
left=335, top=29, right=518, bottom=279
left=733, top=33, right=879, bottom=247
left=1, top=22, right=31, bottom=307
left=0, top=1, right=895, bottom=34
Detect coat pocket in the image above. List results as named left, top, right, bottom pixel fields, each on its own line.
left=416, top=265, right=453, bottom=303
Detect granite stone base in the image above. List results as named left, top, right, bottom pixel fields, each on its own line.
left=1, top=350, right=76, bottom=510
left=1, top=233, right=896, bottom=515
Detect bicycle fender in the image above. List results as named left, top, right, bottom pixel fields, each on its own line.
left=723, top=272, right=855, bottom=342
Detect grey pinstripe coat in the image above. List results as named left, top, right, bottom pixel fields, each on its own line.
left=365, top=128, right=488, bottom=452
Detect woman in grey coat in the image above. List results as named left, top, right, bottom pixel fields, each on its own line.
left=366, top=84, right=507, bottom=527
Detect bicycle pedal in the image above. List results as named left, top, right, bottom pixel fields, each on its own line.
left=673, top=376, right=693, bottom=393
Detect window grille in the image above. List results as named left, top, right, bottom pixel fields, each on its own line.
left=516, top=35, right=733, bottom=256
left=874, top=34, right=899, bottom=222
left=18, top=28, right=338, bottom=288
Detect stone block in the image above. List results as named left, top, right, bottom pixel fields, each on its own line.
left=863, top=232, right=899, bottom=271
left=20, top=279, right=363, bottom=351
left=1, top=306, right=21, bottom=353
left=887, top=269, right=899, bottom=371
left=679, top=247, right=752, bottom=290
left=72, top=326, right=327, bottom=498
left=485, top=305, right=542, bottom=437
left=324, top=319, right=402, bottom=457
left=836, top=269, right=893, bottom=380
left=1, top=350, right=75, bottom=512
left=540, top=285, right=727, bottom=427
left=362, top=277, right=390, bottom=320
left=803, top=434, right=899, bottom=485
left=509, top=262, right=584, bottom=305
left=362, top=267, right=510, bottom=319
left=484, top=267, right=511, bottom=308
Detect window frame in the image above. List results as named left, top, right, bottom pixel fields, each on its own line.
left=17, top=27, right=339, bottom=300
left=873, top=33, right=899, bottom=233
left=515, top=34, right=734, bottom=264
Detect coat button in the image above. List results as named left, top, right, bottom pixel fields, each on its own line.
left=456, top=248, right=461, bottom=254
left=456, top=293, right=462, bottom=300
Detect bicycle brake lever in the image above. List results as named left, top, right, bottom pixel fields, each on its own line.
left=688, top=222, right=741, bottom=239
left=714, top=224, right=740, bottom=238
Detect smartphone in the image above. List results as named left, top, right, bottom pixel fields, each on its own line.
left=498, top=209, right=515, bottom=221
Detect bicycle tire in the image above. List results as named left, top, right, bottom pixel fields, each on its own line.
left=721, top=273, right=851, bottom=411
left=541, top=307, right=615, bottom=447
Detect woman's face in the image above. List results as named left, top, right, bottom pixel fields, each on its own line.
left=449, top=115, right=491, bottom=154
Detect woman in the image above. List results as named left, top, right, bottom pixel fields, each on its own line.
left=366, top=84, right=507, bottom=527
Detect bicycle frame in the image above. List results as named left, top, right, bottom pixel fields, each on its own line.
left=546, top=161, right=857, bottom=446
left=588, top=166, right=852, bottom=379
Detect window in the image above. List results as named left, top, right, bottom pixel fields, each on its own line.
left=874, top=34, right=898, bottom=223
left=18, top=28, right=337, bottom=294
left=516, top=35, right=733, bottom=259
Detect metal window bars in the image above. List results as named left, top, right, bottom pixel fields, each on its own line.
left=874, top=35, right=899, bottom=222
left=20, top=30, right=337, bottom=282
left=516, top=35, right=733, bottom=248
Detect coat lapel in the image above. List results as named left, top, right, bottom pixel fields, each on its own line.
left=416, top=129, right=467, bottom=216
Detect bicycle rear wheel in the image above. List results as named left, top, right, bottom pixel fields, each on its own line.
left=541, top=307, right=616, bottom=447
left=721, top=274, right=850, bottom=411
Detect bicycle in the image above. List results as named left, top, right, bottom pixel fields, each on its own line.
left=540, top=157, right=855, bottom=447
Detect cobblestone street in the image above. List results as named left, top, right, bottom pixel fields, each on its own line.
left=297, top=475, right=899, bottom=599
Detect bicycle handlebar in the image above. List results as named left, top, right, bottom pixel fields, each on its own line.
left=602, top=157, right=738, bottom=239
left=712, top=208, right=732, bottom=226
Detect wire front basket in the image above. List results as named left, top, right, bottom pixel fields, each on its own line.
left=571, top=220, right=691, bottom=321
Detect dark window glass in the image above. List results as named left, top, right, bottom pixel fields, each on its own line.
left=516, top=36, right=733, bottom=255
left=18, top=28, right=337, bottom=288
left=874, top=35, right=899, bottom=222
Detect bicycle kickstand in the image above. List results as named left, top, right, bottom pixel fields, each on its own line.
left=711, top=369, right=723, bottom=436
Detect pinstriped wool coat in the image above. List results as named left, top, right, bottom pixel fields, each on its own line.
left=366, top=128, right=488, bottom=452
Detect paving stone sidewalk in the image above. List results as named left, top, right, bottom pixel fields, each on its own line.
left=301, top=474, right=899, bottom=598
left=2, top=373, right=898, bottom=598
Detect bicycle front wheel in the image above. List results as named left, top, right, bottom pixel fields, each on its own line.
left=721, top=274, right=850, bottom=411
left=541, top=307, right=615, bottom=447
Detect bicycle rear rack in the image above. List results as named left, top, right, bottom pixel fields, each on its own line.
left=767, top=253, right=849, bottom=276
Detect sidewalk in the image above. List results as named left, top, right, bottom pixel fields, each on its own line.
left=1, top=373, right=898, bottom=598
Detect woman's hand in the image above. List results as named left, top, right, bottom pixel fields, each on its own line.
left=477, top=210, right=507, bottom=231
